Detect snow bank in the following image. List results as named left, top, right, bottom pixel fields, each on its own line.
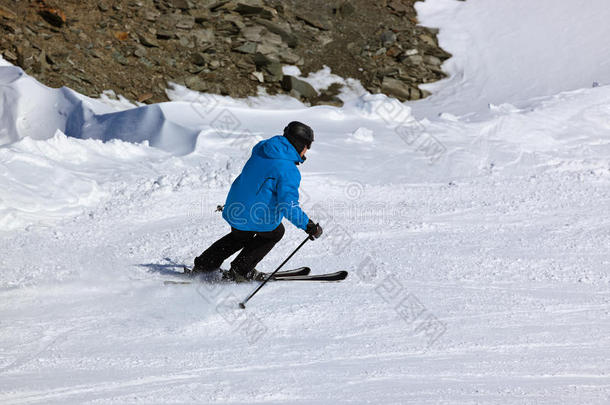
left=0, top=66, right=199, bottom=154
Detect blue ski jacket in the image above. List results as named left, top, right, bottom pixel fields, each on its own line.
left=222, top=135, right=309, bottom=231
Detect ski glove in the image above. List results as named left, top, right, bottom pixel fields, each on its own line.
left=306, top=220, right=323, bottom=240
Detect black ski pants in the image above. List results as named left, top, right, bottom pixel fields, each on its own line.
left=194, top=223, right=285, bottom=275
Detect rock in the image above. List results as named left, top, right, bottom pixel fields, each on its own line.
left=112, top=51, right=129, bottom=66
left=337, top=1, right=355, bottom=17
left=178, top=35, right=194, bottom=48
left=380, top=30, right=396, bottom=47
left=424, top=55, right=442, bottom=66
left=209, top=1, right=234, bottom=12
left=185, top=75, right=209, bottom=91
left=168, top=0, right=191, bottom=10
left=381, top=77, right=419, bottom=101
left=241, top=26, right=265, bottom=42
left=192, top=29, right=214, bottom=45
left=262, top=61, right=282, bottom=82
left=188, top=64, right=205, bottom=74
left=419, top=34, right=437, bottom=47
left=409, top=88, right=422, bottom=100
left=233, top=41, right=257, bottom=54
left=253, top=52, right=276, bottom=67
left=254, top=18, right=298, bottom=48
left=261, top=31, right=283, bottom=47
left=404, top=54, right=423, bottom=65
left=98, top=3, right=109, bottom=12
left=2, top=49, right=18, bottom=63
left=114, top=31, right=129, bottom=41
left=209, top=60, right=220, bottom=70
left=251, top=71, right=264, bottom=82
left=236, top=58, right=256, bottom=70
left=190, top=9, right=210, bottom=23
left=134, top=46, right=147, bottom=58
left=143, top=10, right=160, bottom=22
left=387, top=0, right=409, bottom=15
left=257, top=42, right=281, bottom=56
left=137, top=92, right=154, bottom=102
left=217, top=19, right=241, bottom=35
left=38, top=4, right=66, bottom=28
left=234, top=2, right=277, bottom=20
left=281, top=76, right=317, bottom=99
left=191, top=52, right=208, bottom=65
left=386, top=46, right=401, bottom=58
left=176, top=17, right=196, bottom=30
left=312, top=94, right=343, bottom=107
left=0, top=20, right=18, bottom=34
left=279, top=49, right=301, bottom=65
left=224, top=14, right=246, bottom=30
left=156, top=29, right=175, bottom=40
left=0, top=5, right=17, bottom=19
left=139, top=57, right=155, bottom=68
left=44, top=52, right=57, bottom=65
left=138, top=32, right=159, bottom=47
left=381, top=77, right=408, bottom=100
left=295, top=12, right=331, bottom=30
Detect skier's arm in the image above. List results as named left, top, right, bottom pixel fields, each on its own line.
left=277, top=170, right=309, bottom=230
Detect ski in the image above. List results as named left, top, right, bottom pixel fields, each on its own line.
left=272, top=270, right=348, bottom=282
left=163, top=266, right=312, bottom=285
left=182, top=266, right=310, bottom=278
left=257, top=266, right=311, bottom=279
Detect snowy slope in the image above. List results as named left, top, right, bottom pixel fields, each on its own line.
left=1, top=0, right=610, bottom=404
left=413, top=0, right=610, bottom=118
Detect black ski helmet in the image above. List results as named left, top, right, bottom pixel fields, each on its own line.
left=283, top=121, right=314, bottom=152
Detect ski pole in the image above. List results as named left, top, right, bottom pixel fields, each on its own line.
left=239, top=234, right=311, bottom=309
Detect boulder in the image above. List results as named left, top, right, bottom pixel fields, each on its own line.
left=381, top=77, right=411, bottom=100
left=281, top=76, right=317, bottom=99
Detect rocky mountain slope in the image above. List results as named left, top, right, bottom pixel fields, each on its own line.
left=0, top=0, right=450, bottom=105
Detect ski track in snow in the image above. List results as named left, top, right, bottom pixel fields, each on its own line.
left=2, top=0, right=610, bottom=403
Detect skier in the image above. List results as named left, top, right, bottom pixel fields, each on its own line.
left=192, top=121, right=323, bottom=282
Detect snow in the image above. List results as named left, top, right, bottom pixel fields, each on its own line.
left=414, top=0, right=610, bottom=118
left=1, top=1, right=610, bottom=404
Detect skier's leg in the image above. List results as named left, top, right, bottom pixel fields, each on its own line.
left=193, top=228, right=254, bottom=272
left=230, top=223, right=285, bottom=276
